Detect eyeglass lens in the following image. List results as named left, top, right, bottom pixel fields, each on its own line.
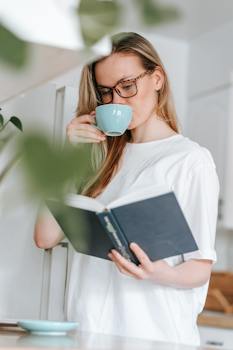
left=98, top=80, right=137, bottom=104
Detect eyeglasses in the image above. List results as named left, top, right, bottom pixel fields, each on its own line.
left=96, top=70, right=153, bottom=104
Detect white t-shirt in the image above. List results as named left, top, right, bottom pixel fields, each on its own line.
left=66, top=133, right=220, bottom=346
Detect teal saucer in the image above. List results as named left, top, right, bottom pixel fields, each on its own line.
left=17, top=319, right=79, bottom=336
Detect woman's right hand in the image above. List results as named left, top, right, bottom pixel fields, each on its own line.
left=66, top=111, right=106, bottom=144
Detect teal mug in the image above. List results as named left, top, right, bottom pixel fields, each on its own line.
left=94, top=104, right=133, bottom=136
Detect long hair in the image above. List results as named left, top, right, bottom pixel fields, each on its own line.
left=76, top=32, right=181, bottom=198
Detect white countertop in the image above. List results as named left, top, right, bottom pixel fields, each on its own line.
left=0, top=328, right=222, bottom=349
left=198, top=310, right=233, bottom=329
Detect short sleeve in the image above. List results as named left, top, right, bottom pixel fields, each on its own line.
left=178, top=151, right=220, bottom=264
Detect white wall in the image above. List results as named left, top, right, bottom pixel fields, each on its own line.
left=185, top=21, right=233, bottom=270
left=188, top=21, right=233, bottom=98
left=143, top=32, right=189, bottom=132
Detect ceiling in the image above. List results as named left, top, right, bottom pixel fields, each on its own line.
left=149, top=0, right=233, bottom=40
left=1, top=0, right=233, bottom=102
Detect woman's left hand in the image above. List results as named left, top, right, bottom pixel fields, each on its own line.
left=108, top=242, right=172, bottom=283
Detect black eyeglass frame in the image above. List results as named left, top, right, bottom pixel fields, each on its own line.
left=95, top=69, right=155, bottom=104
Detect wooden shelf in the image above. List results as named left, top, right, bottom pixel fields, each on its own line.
left=198, top=311, right=233, bottom=329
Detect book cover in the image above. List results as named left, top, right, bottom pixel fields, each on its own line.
left=46, top=185, right=199, bottom=264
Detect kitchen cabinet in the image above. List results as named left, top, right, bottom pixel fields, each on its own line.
left=39, top=243, right=69, bottom=321
left=0, top=83, right=78, bottom=320
left=49, top=85, right=78, bottom=320
left=0, top=84, right=56, bottom=319
left=199, top=326, right=233, bottom=349
left=221, top=80, right=233, bottom=229
left=185, top=86, right=232, bottom=228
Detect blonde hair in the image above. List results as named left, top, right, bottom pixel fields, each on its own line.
left=76, top=32, right=181, bottom=198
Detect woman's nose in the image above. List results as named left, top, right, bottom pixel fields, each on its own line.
left=112, top=90, right=127, bottom=104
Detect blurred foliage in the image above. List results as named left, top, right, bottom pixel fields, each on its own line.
left=0, top=0, right=181, bottom=200
left=136, top=0, right=180, bottom=26
left=77, top=0, right=121, bottom=46
left=0, top=108, right=93, bottom=202
left=18, top=132, right=94, bottom=200
left=0, top=23, right=28, bottom=69
left=46, top=199, right=90, bottom=253
left=0, top=1, right=181, bottom=66
left=78, top=0, right=181, bottom=46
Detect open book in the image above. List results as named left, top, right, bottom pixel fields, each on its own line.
left=46, top=185, right=198, bottom=265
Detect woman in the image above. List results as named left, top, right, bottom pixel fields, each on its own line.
left=34, top=32, right=219, bottom=346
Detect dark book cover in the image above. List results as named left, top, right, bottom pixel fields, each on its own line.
left=46, top=191, right=198, bottom=264
left=110, top=192, right=198, bottom=261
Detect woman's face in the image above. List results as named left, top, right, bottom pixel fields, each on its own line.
left=94, top=53, right=164, bottom=130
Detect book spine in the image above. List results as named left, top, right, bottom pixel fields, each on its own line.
left=96, top=210, right=139, bottom=264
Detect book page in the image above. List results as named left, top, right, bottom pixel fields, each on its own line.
left=64, top=193, right=105, bottom=212
left=107, top=184, right=172, bottom=209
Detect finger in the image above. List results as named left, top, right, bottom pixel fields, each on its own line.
left=69, top=135, right=102, bottom=144
left=108, top=253, right=135, bottom=278
left=67, top=129, right=106, bottom=142
left=129, top=243, right=151, bottom=268
left=67, top=130, right=106, bottom=141
left=111, top=249, right=144, bottom=279
left=68, top=123, right=106, bottom=138
left=79, top=124, right=106, bottom=137
left=69, top=114, right=96, bottom=126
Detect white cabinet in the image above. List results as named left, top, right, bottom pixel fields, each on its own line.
left=222, top=80, right=233, bottom=229
left=0, top=82, right=78, bottom=321
left=0, top=84, right=57, bottom=319
left=185, top=87, right=232, bottom=227
left=199, top=326, right=233, bottom=349
left=54, top=85, right=78, bottom=142
left=42, top=85, right=78, bottom=321
left=39, top=242, right=70, bottom=321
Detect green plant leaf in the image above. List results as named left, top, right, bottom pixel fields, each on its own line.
left=0, top=114, right=4, bottom=128
left=10, top=116, right=23, bottom=131
left=137, top=0, right=180, bottom=26
left=77, top=0, right=121, bottom=46
left=0, top=24, right=28, bottom=68
left=19, top=133, right=93, bottom=200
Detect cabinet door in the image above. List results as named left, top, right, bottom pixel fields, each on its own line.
left=199, top=326, right=233, bottom=349
left=45, top=86, right=78, bottom=321
left=53, top=86, right=78, bottom=142
left=0, top=84, right=56, bottom=319
left=40, top=243, right=69, bottom=321
left=185, top=88, right=230, bottom=225
left=222, top=83, right=233, bottom=229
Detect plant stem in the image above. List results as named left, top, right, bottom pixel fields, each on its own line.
left=0, top=120, right=10, bottom=132
left=0, top=153, right=21, bottom=183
